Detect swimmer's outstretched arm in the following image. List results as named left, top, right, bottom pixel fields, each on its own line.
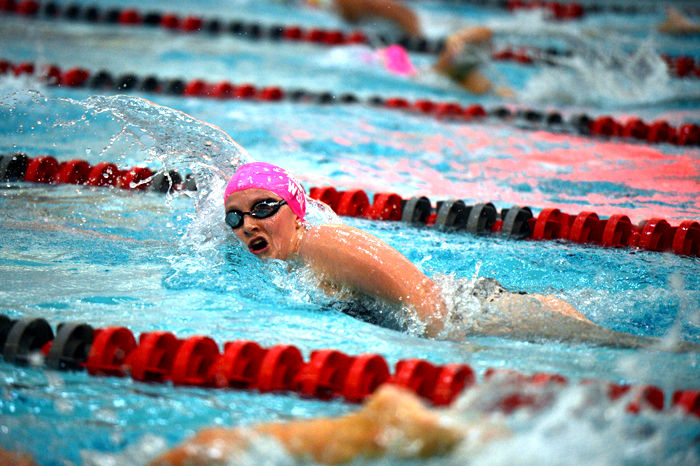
left=333, top=0, right=422, bottom=37
left=298, top=224, right=448, bottom=337
left=151, top=385, right=467, bottom=465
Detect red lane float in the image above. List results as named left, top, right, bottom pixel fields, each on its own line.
left=335, top=189, right=370, bottom=217
left=86, top=162, right=120, bottom=187
left=638, top=218, right=674, bottom=252
left=119, top=166, right=153, bottom=190
left=209, top=340, right=266, bottom=389
left=169, top=336, right=220, bottom=386
left=55, top=160, right=91, bottom=184
left=24, top=155, right=59, bottom=183
left=210, top=81, right=235, bottom=99
left=2, top=315, right=699, bottom=417
left=601, top=214, right=634, bottom=247
left=84, top=327, right=137, bottom=377
left=343, top=354, right=391, bottom=402
left=672, top=221, right=700, bottom=256
left=392, top=359, right=439, bottom=400
left=366, top=193, right=403, bottom=221
left=608, top=384, right=665, bottom=413
left=7, top=152, right=699, bottom=259
left=296, top=349, right=352, bottom=400
left=432, top=364, right=476, bottom=406
left=256, top=344, right=304, bottom=393
left=673, top=390, right=700, bottom=417
left=61, top=67, right=89, bottom=87
left=126, top=331, right=181, bottom=383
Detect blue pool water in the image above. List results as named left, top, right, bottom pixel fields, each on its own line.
left=1, top=1, right=700, bottom=464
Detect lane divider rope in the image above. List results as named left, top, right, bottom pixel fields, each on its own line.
left=2, top=152, right=699, bottom=258
left=0, top=314, right=698, bottom=416
left=2, top=59, right=699, bottom=148
left=2, top=0, right=700, bottom=78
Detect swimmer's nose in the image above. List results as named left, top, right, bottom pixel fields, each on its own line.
left=241, top=215, right=260, bottom=235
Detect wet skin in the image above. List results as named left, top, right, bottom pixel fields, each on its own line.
left=224, top=189, right=658, bottom=347
left=224, top=188, right=448, bottom=336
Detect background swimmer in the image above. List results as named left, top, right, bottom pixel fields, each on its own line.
left=152, top=384, right=502, bottom=465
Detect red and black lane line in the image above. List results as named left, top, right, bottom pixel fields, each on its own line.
left=1, top=314, right=698, bottom=416
left=3, top=152, right=699, bottom=258
left=3, top=59, right=699, bottom=147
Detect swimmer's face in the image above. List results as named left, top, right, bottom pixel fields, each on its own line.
left=224, top=188, right=302, bottom=260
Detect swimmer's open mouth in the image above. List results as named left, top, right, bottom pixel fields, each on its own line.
left=249, top=237, right=269, bottom=254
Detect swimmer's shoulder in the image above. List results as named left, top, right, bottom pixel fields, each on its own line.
left=299, top=223, right=374, bottom=255
left=298, top=223, right=400, bottom=272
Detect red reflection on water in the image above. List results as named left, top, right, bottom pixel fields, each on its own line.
left=335, top=126, right=699, bottom=222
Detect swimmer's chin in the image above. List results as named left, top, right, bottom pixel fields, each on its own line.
left=247, top=245, right=288, bottom=261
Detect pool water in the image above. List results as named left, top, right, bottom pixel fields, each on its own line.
left=1, top=0, right=699, bottom=464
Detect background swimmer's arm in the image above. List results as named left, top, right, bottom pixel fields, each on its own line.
left=299, top=224, right=448, bottom=337
left=333, top=0, right=422, bottom=37
left=151, top=385, right=466, bottom=465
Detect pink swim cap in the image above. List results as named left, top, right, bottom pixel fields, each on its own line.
left=377, top=45, right=416, bottom=76
left=224, top=162, right=306, bottom=221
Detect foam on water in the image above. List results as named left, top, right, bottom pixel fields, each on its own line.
left=483, top=10, right=700, bottom=108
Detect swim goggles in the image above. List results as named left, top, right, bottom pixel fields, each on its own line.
left=225, top=199, right=288, bottom=229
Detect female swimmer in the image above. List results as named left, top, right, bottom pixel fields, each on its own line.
left=222, top=162, right=613, bottom=341
left=223, top=162, right=700, bottom=351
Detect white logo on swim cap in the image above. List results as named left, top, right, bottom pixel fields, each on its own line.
left=288, top=179, right=298, bottom=196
